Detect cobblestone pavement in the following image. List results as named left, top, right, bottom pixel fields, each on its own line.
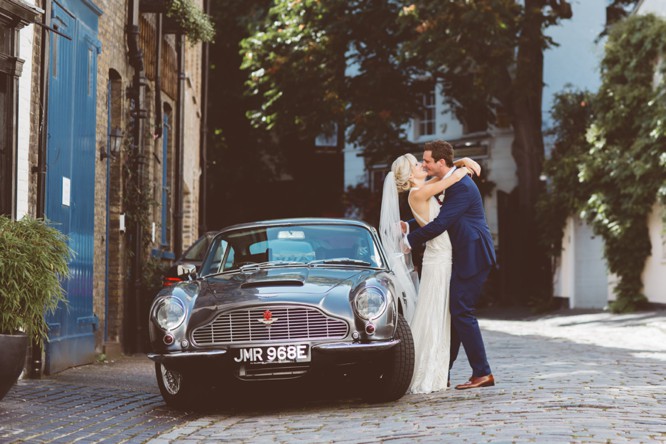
left=2, top=309, right=666, bottom=443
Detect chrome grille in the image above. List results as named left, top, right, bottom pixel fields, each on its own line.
left=191, top=306, right=349, bottom=345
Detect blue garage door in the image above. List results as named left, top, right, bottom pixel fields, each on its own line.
left=44, top=0, right=101, bottom=374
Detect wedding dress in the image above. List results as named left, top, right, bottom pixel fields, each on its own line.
left=408, top=189, right=452, bottom=394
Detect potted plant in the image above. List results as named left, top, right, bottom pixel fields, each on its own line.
left=140, top=0, right=215, bottom=43
left=0, top=215, right=71, bottom=401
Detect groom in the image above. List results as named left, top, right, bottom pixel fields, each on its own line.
left=402, top=140, right=497, bottom=389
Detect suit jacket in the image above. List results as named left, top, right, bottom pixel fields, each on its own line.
left=407, top=175, right=496, bottom=279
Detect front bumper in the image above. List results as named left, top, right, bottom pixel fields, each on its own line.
left=147, top=349, right=228, bottom=363
left=147, top=339, right=400, bottom=364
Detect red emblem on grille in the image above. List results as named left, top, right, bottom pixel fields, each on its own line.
left=258, top=310, right=277, bottom=325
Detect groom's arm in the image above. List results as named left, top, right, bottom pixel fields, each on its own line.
left=407, top=181, right=471, bottom=247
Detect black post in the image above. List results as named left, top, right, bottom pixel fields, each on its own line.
left=126, top=0, right=146, bottom=353
left=199, top=0, right=210, bottom=234
left=30, top=0, right=53, bottom=379
left=174, top=34, right=185, bottom=258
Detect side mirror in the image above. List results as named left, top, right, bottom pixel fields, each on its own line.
left=176, top=263, right=197, bottom=280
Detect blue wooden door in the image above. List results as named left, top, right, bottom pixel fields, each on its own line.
left=44, top=0, right=101, bottom=374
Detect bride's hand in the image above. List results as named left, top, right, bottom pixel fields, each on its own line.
left=453, top=167, right=469, bottom=182
left=462, top=158, right=481, bottom=176
left=400, top=220, right=408, bottom=234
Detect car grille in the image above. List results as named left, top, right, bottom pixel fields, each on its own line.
left=191, top=306, right=349, bottom=345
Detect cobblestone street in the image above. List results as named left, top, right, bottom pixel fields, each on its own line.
left=2, top=309, right=666, bottom=443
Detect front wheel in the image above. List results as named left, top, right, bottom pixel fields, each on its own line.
left=362, top=313, right=415, bottom=402
left=155, top=363, right=202, bottom=409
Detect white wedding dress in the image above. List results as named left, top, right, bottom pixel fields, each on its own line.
left=408, top=190, right=452, bottom=394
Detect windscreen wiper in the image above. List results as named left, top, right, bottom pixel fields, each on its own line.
left=308, top=258, right=372, bottom=266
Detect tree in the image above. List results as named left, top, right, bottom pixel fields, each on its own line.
left=238, top=0, right=638, bottom=304
left=206, top=1, right=283, bottom=227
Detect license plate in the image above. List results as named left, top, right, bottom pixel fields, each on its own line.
left=233, top=344, right=310, bottom=364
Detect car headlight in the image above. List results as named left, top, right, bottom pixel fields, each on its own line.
left=154, top=296, right=186, bottom=330
left=354, top=286, right=387, bottom=320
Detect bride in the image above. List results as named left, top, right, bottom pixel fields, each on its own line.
left=379, top=153, right=478, bottom=394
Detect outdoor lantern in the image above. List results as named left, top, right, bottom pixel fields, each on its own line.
left=101, top=127, right=123, bottom=160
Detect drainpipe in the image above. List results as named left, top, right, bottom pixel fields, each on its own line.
left=30, top=0, right=53, bottom=379
left=126, top=0, right=146, bottom=353
left=199, top=0, right=210, bottom=234
left=174, top=33, right=185, bottom=257
left=154, top=13, right=162, bottom=138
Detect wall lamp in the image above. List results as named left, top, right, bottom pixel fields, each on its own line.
left=101, top=127, right=123, bottom=161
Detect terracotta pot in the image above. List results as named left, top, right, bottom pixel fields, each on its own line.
left=0, top=333, right=28, bottom=401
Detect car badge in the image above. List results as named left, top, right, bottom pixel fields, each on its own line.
left=258, top=309, right=278, bottom=326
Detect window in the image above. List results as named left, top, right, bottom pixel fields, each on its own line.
left=414, top=89, right=436, bottom=138
left=368, top=167, right=388, bottom=194
left=0, top=3, right=41, bottom=216
left=0, top=71, right=11, bottom=216
left=162, top=106, right=172, bottom=246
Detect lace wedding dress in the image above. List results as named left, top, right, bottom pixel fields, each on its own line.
left=408, top=190, right=452, bottom=394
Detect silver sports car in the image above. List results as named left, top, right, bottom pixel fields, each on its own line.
left=147, top=218, right=415, bottom=408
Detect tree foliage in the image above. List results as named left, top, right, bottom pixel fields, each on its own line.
left=240, top=0, right=424, bottom=162
left=537, top=89, right=595, bottom=258
left=537, top=14, right=666, bottom=312
left=217, top=0, right=641, bottom=305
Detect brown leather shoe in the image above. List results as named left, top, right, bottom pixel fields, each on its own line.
left=455, top=374, right=495, bottom=390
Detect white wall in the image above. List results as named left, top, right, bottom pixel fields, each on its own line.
left=555, top=216, right=608, bottom=308
left=16, top=20, right=37, bottom=218
left=542, top=0, right=606, bottom=132
left=636, top=1, right=666, bottom=304
left=643, top=203, right=666, bottom=304
left=554, top=217, right=574, bottom=299
left=484, top=129, right=516, bottom=241
left=636, top=0, right=666, bottom=15
left=343, top=142, right=367, bottom=189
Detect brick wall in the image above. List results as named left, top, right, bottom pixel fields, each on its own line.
left=93, top=0, right=204, bottom=354
left=95, top=0, right=134, bottom=352
left=27, top=11, right=42, bottom=218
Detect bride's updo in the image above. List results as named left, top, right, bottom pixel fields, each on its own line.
left=391, top=153, right=417, bottom=193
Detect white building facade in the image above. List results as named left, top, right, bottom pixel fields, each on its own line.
left=554, top=0, right=666, bottom=307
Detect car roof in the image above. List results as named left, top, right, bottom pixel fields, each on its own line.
left=219, top=217, right=375, bottom=233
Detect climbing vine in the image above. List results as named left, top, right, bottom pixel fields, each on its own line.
left=123, top=142, right=154, bottom=254
left=536, top=89, right=596, bottom=258
left=537, top=14, right=666, bottom=312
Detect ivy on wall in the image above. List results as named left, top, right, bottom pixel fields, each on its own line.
left=537, top=14, right=666, bottom=312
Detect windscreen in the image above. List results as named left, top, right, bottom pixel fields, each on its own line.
left=200, top=224, right=384, bottom=275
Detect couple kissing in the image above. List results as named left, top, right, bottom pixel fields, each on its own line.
left=379, top=140, right=497, bottom=394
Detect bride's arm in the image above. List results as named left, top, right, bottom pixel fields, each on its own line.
left=454, top=157, right=481, bottom=176
left=413, top=167, right=469, bottom=200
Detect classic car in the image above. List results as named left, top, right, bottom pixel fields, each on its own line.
left=147, top=218, right=415, bottom=408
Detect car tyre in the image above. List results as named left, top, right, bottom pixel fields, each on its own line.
left=155, top=362, right=202, bottom=409
left=362, top=313, right=415, bottom=402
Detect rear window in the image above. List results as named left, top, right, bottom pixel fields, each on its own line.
left=182, top=235, right=212, bottom=261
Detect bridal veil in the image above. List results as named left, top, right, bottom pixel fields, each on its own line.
left=379, top=172, right=418, bottom=324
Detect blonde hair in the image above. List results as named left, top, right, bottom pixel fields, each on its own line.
left=390, top=153, right=417, bottom=193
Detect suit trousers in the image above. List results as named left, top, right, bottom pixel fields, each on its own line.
left=449, top=266, right=492, bottom=377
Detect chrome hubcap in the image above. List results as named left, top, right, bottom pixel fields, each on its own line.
left=160, top=364, right=182, bottom=395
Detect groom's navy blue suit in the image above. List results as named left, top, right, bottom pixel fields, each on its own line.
left=407, top=174, right=496, bottom=377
